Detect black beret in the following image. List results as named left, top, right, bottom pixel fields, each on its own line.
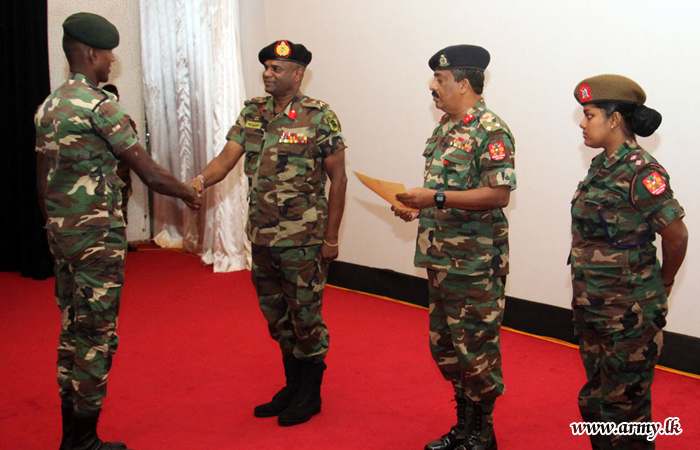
left=574, top=74, right=646, bottom=106
left=429, top=45, right=490, bottom=71
left=63, top=12, right=119, bottom=50
left=258, top=40, right=312, bottom=67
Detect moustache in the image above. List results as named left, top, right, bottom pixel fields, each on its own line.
left=431, top=91, right=439, bottom=99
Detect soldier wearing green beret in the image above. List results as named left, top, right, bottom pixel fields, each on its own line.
left=395, top=45, right=516, bottom=450
left=35, top=12, right=201, bottom=450
left=190, top=39, right=347, bottom=427
left=570, top=74, right=688, bottom=449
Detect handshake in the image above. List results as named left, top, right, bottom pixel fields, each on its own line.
left=181, top=174, right=205, bottom=210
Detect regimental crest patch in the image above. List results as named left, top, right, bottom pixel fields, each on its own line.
left=642, top=171, right=667, bottom=195
left=579, top=84, right=592, bottom=102
left=325, top=111, right=340, bottom=131
left=275, top=40, right=291, bottom=58
left=488, top=142, right=506, bottom=160
left=279, top=132, right=307, bottom=144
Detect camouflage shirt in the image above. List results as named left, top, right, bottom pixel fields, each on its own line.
left=570, top=141, right=685, bottom=302
left=34, top=73, right=138, bottom=235
left=226, top=92, right=347, bottom=247
left=415, top=100, right=516, bottom=276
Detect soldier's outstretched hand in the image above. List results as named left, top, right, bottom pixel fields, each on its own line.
left=391, top=205, right=419, bottom=222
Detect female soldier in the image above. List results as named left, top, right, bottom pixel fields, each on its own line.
left=570, top=74, right=688, bottom=449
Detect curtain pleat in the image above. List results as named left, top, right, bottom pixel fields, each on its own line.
left=140, top=0, right=250, bottom=272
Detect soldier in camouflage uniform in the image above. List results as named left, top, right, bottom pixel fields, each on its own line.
left=192, top=40, right=347, bottom=427
left=395, top=45, right=515, bottom=450
left=571, top=74, right=688, bottom=449
left=35, top=12, right=200, bottom=450
left=101, top=84, right=137, bottom=253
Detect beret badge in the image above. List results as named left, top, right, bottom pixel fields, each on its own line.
left=274, top=40, right=291, bottom=58
left=438, top=53, right=450, bottom=68
left=579, top=84, right=592, bottom=103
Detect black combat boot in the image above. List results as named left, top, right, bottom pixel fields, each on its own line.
left=424, top=396, right=473, bottom=450
left=277, top=360, right=326, bottom=426
left=60, top=404, right=73, bottom=450
left=254, top=354, right=303, bottom=417
left=72, top=412, right=131, bottom=450
left=456, top=401, right=497, bottom=450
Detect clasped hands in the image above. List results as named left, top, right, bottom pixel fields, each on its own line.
left=182, top=175, right=205, bottom=210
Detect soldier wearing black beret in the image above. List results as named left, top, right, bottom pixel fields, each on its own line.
left=36, top=12, right=200, bottom=450
left=191, top=39, right=347, bottom=427
left=570, top=74, right=688, bottom=449
left=395, top=44, right=516, bottom=450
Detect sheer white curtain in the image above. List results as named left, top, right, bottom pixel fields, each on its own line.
left=140, top=0, right=250, bottom=272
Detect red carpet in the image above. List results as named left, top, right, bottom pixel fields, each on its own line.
left=1, top=247, right=698, bottom=449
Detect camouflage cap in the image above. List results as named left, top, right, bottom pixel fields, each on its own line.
left=63, top=12, right=119, bottom=50
left=429, top=45, right=490, bottom=71
left=575, top=74, right=646, bottom=106
left=258, top=40, right=312, bottom=67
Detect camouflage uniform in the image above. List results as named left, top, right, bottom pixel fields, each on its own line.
left=226, top=93, right=346, bottom=362
left=570, top=141, right=685, bottom=449
left=35, top=72, right=138, bottom=414
left=415, top=100, right=516, bottom=402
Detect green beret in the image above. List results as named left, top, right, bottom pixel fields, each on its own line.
left=574, top=74, right=646, bottom=106
left=63, top=12, right=119, bottom=50
left=429, top=45, right=490, bottom=71
left=258, top=40, right=312, bottom=67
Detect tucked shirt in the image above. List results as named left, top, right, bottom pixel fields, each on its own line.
left=570, top=141, right=685, bottom=302
left=34, top=73, right=139, bottom=234
left=414, top=100, right=516, bottom=276
left=227, top=93, right=347, bottom=247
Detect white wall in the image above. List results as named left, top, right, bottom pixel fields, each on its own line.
left=47, top=1, right=149, bottom=243
left=240, top=0, right=699, bottom=338
left=45, top=1, right=698, bottom=338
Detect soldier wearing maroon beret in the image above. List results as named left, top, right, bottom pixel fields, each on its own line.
left=570, top=74, right=688, bottom=449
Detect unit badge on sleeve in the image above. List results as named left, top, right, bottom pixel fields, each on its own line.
left=488, top=142, right=506, bottom=161
left=642, top=171, right=667, bottom=195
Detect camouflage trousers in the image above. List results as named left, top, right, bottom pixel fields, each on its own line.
left=573, top=284, right=667, bottom=450
left=251, top=244, right=329, bottom=363
left=427, top=270, right=506, bottom=402
left=47, top=228, right=127, bottom=414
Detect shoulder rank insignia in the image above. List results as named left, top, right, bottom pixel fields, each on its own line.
left=446, top=137, right=471, bottom=152
left=488, top=142, right=506, bottom=161
left=279, top=132, right=307, bottom=144
left=642, top=171, right=666, bottom=195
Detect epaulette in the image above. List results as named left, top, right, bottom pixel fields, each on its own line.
left=626, top=149, right=654, bottom=172
left=478, top=111, right=504, bottom=133
left=300, top=97, right=328, bottom=110
left=244, top=96, right=269, bottom=106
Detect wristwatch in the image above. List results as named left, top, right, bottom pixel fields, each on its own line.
left=434, top=189, right=446, bottom=209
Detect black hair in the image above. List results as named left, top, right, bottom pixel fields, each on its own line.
left=597, top=102, right=662, bottom=138
left=451, top=68, right=484, bottom=95
left=102, top=84, right=119, bottom=98
left=62, top=34, right=82, bottom=63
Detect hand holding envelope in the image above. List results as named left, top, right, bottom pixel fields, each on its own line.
left=353, top=171, right=418, bottom=212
